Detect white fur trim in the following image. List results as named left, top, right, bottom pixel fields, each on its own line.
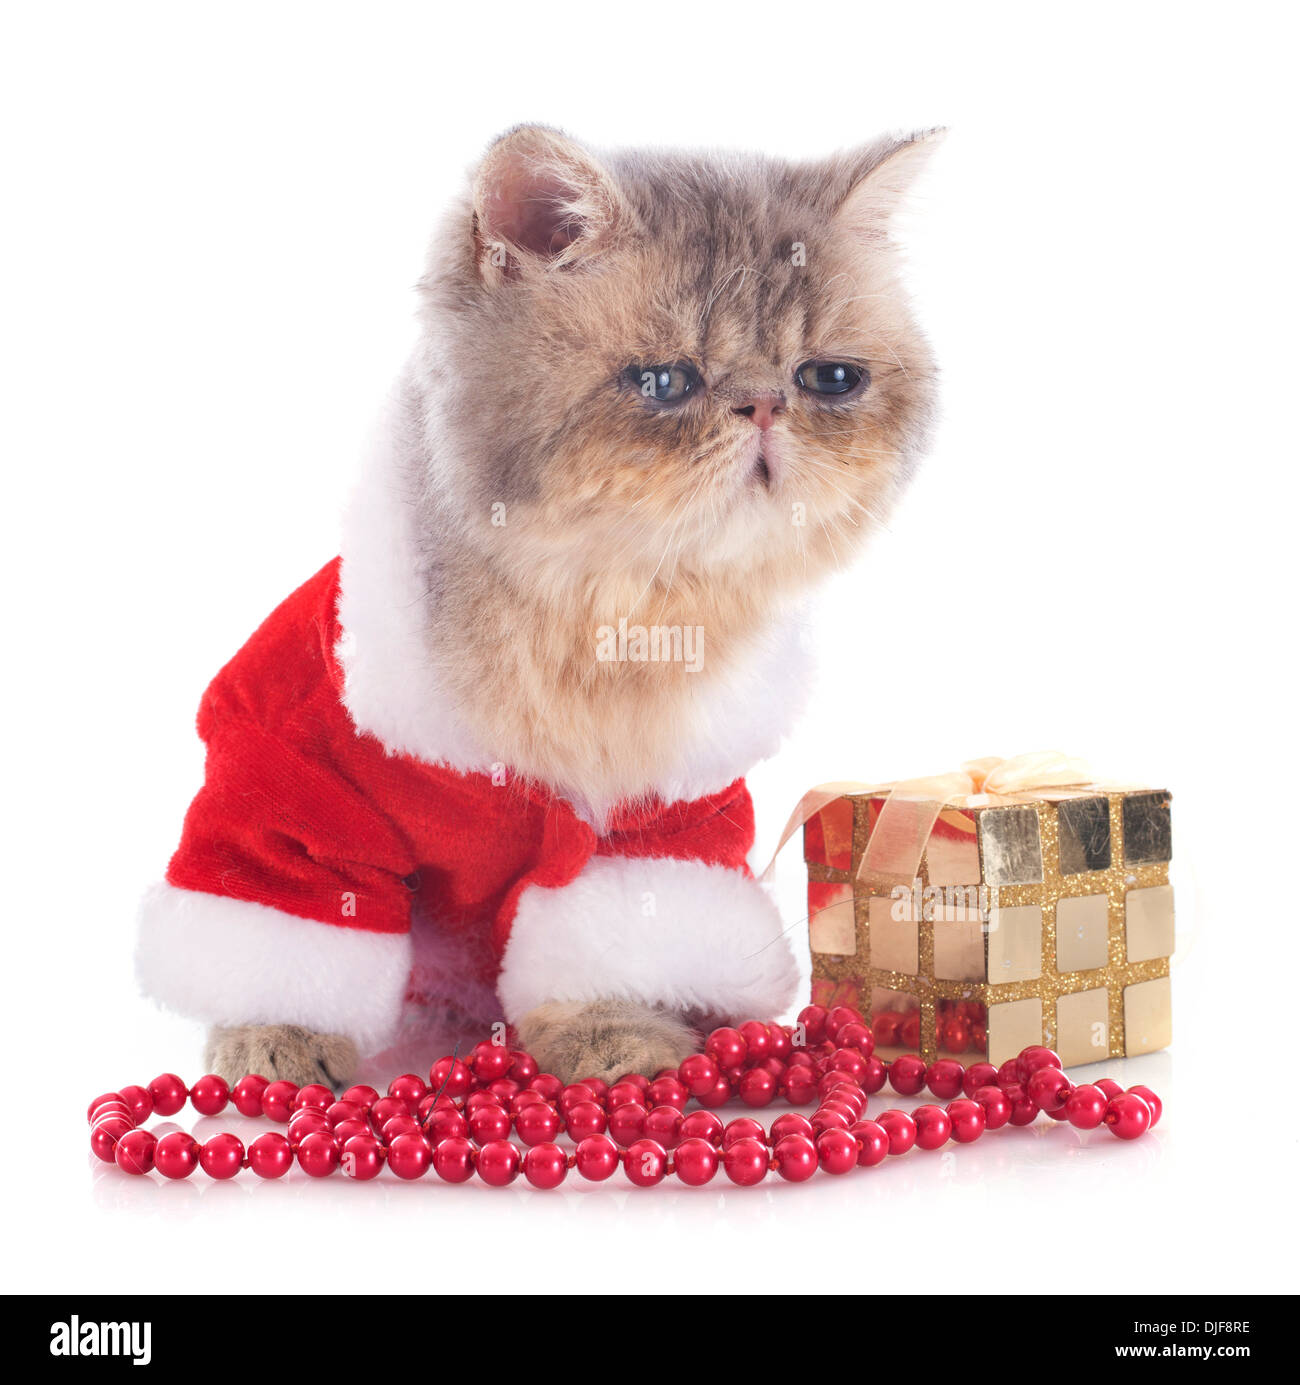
left=334, top=367, right=810, bottom=817
left=496, top=856, right=799, bottom=1022
left=136, top=884, right=412, bottom=1054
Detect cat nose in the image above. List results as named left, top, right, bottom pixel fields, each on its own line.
left=732, top=392, right=786, bottom=430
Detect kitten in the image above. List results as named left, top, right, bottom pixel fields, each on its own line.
left=137, top=125, right=939, bottom=1087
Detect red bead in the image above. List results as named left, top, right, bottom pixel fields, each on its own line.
left=465, top=1090, right=502, bottom=1113
left=1094, top=1077, right=1123, bottom=1100
left=639, top=1105, right=680, bottom=1149
left=876, top=1109, right=917, bottom=1155
left=913, top=1104, right=952, bottom=1150
left=1127, top=1085, right=1163, bottom=1127
left=962, top=1063, right=1000, bottom=1099
left=433, top=1136, right=475, bottom=1183
left=815, top=1128, right=859, bottom=1174
left=1064, top=1084, right=1108, bottom=1130
left=834, top=1021, right=875, bottom=1058
left=468, top=1106, right=512, bottom=1144
left=859, top=1056, right=888, bottom=1094
left=679, top=1110, right=724, bottom=1145
left=471, top=1043, right=512, bottom=1082
left=424, top=1108, right=469, bottom=1143
left=231, top=1074, right=270, bottom=1118
left=559, top=1083, right=596, bottom=1114
left=737, top=1067, right=777, bottom=1107
left=773, top=1134, right=819, bottom=1182
left=509, top=1051, right=539, bottom=1085
left=90, top=1118, right=131, bottom=1163
left=768, top=1025, right=793, bottom=1060
left=722, top=1117, right=766, bottom=1148
left=696, top=1075, right=734, bottom=1108
left=739, top=1020, right=771, bottom=1062
left=114, top=1129, right=157, bottom=1175
left=429, top=1057, right=473, bottom=1098
left=528, top=1072, right=563, bottom=1102
left=287, top=1112, right=330, bottom=1147
left=341, top=1084, right=379, bottom=1109
left=296, top=1131, right=340, bottom=1177
left=1104, top=1092, right=1152, bottom=1140
left=199, top=1132, right=245, bottom=1180
left=381, top=1115, right=422, bottom=1142
left=827, top=1005, right=861, bottom=1035
left=247, top=1132, right=293, bottom=1179
left=577, top=1075, right=609, bottom=1102
left=261, top=1080, right=298, bottom=1122
left=945, top=1098, right=986, bottom=1144
left=371, top=1095, right=411, bottom=1127
left=469, top=1138, right=517, bottom=1186
left=565, top=1100, right=608, bottom=1141
left=705, top=1026, right=748, bottom=1070
left=1027, top=1067, right=1073, bottom=1115
left=811, top=1108, right=851, bottom=1136
left=607, top=1103, right=647, bottom=1147
left=154, top=1132, right=200, bottom=1179
left=574, top=1135, right=619, bottom=1182
left=972, top=1085, right=1012, bottom=1130
left=617, top=1072, right=651, bottom=1098
left=87, top=1091, right=124, bottom=1124
left=116, top=1084, right=154, bottom=1124
left=606, top=1080, right=644, bottom=1109
left=888, top=1054, right=927, bottom=1096
left=996, top=1059, right=1022, bottom=1088
left=88, top=1100, right=132, bottom=1131
left=189, top=1074, right=230, bottom=1116
left=722, top=1137, right=769, bottom=1186
left=924, top=1060, right=965, bottom=1101
left=333, top=1118, right=373, bottom=1144
left=340, top=1136, right=384, bottom=1180
left=796, top=1004, right=829, bottom=1044
left=1016, top=1046, right=1063, bottom=1084
left=292, top=1083, right=333, bottom=1113
left=624, top=1139, right=669, bottom=1187
left=850, top=1119, right=890, bottom=1167
left=325, top=1099, right=363, bottom=1128
left=523, top=1142, right=568, bottom=1189
left=647, top=1076, right=688, bottom=1109
left=830, top=1048, right=868, bottom=1082
left=388, top=1132, right=433, bottom=1180
left=388, top=1073, right=427, bottom=1106
left=514, top=1102, right=562, bottom=1147
left=783, top=1067, right=819, bottom=1104
left=674, top=1137, right=720, bottom=1186
left=770, top=1112, right=814, bottom=1144
left=1007, top=1088, right=1039, bottom=1126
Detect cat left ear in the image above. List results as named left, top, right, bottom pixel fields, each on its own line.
left=832, top=128, right=946, bottom=240
left=472, top=125, right=627, bottom=283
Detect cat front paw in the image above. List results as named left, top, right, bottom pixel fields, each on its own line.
left=203, top=1024, right=358, bottom=1090
left=515, top=999, right=698, bottom=1085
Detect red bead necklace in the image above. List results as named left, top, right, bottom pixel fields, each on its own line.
left=86, top=1005, right=1163, bottom=1189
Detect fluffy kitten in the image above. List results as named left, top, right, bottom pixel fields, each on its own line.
left=142, top=125, right=939, bottom=1087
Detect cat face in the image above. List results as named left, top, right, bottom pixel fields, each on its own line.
left=419, top=126, right=939, bottom=589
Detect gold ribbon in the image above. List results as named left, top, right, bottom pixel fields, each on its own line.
left=762, top=751, right=1096, bottom=891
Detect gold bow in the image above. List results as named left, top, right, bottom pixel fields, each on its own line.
left=763, top=751, right=1096, bottom=891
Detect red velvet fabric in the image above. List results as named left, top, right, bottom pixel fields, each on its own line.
left=165, top=560, right=755, bottom=986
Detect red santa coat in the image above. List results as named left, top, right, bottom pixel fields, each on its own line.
left=137, top=447, right=801, bottom=1052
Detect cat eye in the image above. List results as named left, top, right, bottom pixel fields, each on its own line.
left=795, top=360, right=866, bottom=396
left=626, top=363, right=701, bottom=404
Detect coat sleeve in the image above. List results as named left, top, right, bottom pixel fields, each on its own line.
left=136, top=712, right=417, bottom=1054
left=494, top=779, right=799, bottom=1024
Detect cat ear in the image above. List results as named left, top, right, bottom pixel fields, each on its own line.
left=831, top=128, right=946, bottom=240
left=472, top=125, right=627, bottom=281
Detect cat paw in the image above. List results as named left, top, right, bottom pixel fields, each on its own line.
left=515, top=999, right=698, bottom=1085
left=203, top=1024, right=358, bottom=1090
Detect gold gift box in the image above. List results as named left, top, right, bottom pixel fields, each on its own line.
left=805, top=785, right=1173, bottom=1068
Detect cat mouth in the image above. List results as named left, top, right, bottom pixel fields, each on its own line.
left=753, top=454, right=772, bottom=489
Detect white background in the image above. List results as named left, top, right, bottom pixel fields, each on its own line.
left=2, top=0, right=1297, bottom=1297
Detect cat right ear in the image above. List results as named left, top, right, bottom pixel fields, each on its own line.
left=471, top=125, right=627, bottom=284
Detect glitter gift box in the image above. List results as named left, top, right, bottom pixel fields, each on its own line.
left=803, top=762, right=1173, bottom=1068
